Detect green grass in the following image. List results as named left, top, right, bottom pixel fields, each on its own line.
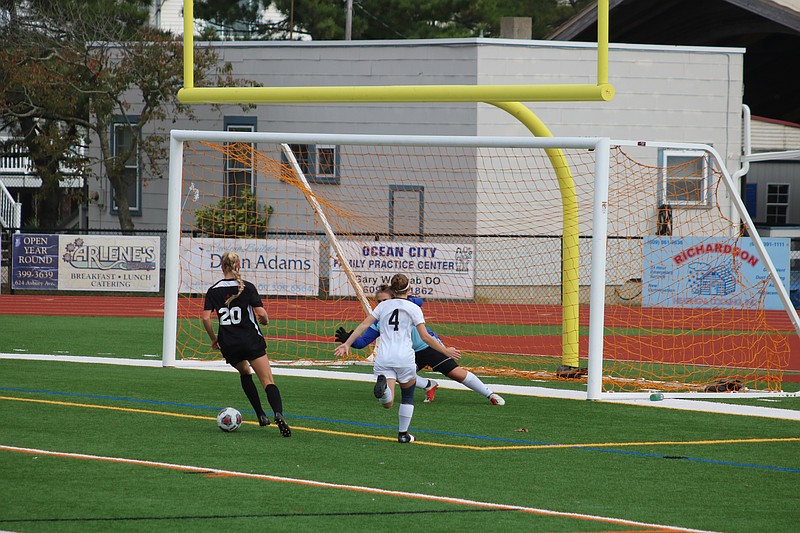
left=1, top=359, right=799, bottom=532
left=0, top=315, right=164, bottom=358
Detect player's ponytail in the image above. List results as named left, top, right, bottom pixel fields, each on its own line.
left=222, top=252, right=245, bottom=306
left=390, top=274, right=410, bottom=296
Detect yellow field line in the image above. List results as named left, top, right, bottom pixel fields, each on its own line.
left=2, top=395, right=797, bottom=451
left=0, top=395, right=484, bottom=449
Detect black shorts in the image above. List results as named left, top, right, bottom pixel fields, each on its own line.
left=415, top=346, right=458, bottom=375
left=222, top=350, right=266, bottom=367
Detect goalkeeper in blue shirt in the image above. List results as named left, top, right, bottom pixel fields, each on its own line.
left=335, top=284, right=505, bottom=405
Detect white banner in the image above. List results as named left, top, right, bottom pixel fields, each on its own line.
left=329, top=240, right=474, bottom=299
left=180, top=238, right=319, bottom=296
left=57, top=235, right=160, bottom=292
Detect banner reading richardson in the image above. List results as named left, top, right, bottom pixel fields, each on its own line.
left=329, top=240, right=475, bottom=299
left=642, top=235, right=790, bottom=310
left=179, top=238, right=319, bottom=296
left=12, top=234, right=160, bottom=291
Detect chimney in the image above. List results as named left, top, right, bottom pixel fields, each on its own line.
left=500, top=17, right=532, bottom=40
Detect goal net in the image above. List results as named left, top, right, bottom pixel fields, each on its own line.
left=164, top=131, right=799, bottom=398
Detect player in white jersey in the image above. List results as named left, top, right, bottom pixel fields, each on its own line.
left=335, top=274, right=460, bottom=443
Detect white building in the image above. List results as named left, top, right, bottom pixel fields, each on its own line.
left=84, top=38, right=745, bottom=234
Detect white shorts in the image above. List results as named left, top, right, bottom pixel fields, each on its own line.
left=373, top=363, right=416, bottom=384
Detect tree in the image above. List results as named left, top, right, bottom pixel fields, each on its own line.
left=0, top=0, right=250, bottom=232
left=193, top=0, right=592, bottom=41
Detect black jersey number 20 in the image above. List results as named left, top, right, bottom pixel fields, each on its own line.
left=388, top=309, right=400, bottom=331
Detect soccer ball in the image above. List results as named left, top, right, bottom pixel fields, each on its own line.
left=216, top=407, right=242, bottom=432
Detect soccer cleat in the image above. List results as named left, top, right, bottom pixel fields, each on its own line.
left=258, top=414, right=271, bottom=427
left=423, top=379, right=439, bottom=403
left=397, top=432, right=416, bottom=444
left=274, top=413, right=292, bottom=437
left=489, top=393, right=505, bottom=406
left=374, top=374, right=387, bottom=399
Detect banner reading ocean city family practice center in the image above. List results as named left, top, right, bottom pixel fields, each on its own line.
left=642, top=235, right=790, bottom=310
left=329, top=240, right=475, bottom=299
left=179, top=238, right=319, bottom=296
left=11, top=234, right=160, bottom=292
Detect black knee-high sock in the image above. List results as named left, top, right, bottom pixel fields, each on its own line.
left=265, top=383, right=283, bottom=416
left=240, top=374, right=265, bottom=416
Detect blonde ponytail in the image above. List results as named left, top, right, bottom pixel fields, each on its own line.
left=222, top=252, right=245, bottom=306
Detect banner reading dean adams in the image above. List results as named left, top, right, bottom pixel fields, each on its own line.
left=179, top=238, right=319, bottom=296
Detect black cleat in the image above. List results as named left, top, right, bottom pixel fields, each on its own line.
left=275, top=413, right=292, bottom=437
left=397, top=432, right=416, bottom=444
left=258, top=414, right=271, bottom=427
left=374, top=374, right=387, bottom=399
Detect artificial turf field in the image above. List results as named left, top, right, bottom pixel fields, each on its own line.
left=1, top=356, right=799, bottom=532
left=1, top=303, right=799, bottom=532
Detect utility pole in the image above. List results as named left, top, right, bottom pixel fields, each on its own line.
left=289, top=0, right=294, bottom=40
left=345, top=0, right=353, bottom=40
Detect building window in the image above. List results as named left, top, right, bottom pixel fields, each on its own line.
left=224, top=117, right=256, bottom=198
left=282, top=144, right=339, bottom=185
left=766, top=183, right=789, bottom=224
left=110, top=119, right=141, bottom=215
left=659, top=149, right=710, bottom=207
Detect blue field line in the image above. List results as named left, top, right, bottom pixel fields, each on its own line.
left=3, top=386, right=799, bottom=473
left=579, top=447, right=800, bottom=473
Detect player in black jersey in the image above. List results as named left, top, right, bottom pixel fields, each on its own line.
left=201, top=251, right=291, bottom=437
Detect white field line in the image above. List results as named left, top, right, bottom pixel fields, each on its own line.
left=1, top=353, right=799, bottom=421
left=0, top=444, right=717, bottom=533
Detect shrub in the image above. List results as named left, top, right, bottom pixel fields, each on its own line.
left=194, top=189, right=273, bottom=238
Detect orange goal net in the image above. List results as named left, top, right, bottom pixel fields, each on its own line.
left=166, top=131, right=798, bottom=396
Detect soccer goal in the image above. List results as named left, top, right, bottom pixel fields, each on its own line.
left=163, top=130, right=800, bottom=400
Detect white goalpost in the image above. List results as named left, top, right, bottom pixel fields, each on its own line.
left=163, top=129, right=800, bottom=401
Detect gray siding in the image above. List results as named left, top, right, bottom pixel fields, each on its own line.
left=747, top=161, right=800, bottom=225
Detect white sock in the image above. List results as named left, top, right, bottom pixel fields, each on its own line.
left=398, top=403, right=414, bottom=432
left=461, top=371, right=493, bottom=397
left=380, top=386, right=393, bottom=405
left=414, top=376, right=430, bottom=389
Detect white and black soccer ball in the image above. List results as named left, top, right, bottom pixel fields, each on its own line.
left=216, top=407, right=242, bottom=432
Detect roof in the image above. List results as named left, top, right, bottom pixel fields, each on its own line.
left=547, top=0, right=800, bottom=123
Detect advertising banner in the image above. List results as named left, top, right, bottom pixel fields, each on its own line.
left=12, top=234, right=160, bottom=292
left=329, top=240, right=475, bottom=299
left=180, top=238, right=319, bottom=296
left=642, top=236, right=790, bottom=310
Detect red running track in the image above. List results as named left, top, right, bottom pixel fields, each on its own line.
left=1, top=295, right=798, bottom=374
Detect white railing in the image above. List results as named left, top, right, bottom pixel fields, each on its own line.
left=0, top=140, right=34, bottom=174
left=0, top=179, right=21, bottom=231
left=1, top=136, right=85, bottom=188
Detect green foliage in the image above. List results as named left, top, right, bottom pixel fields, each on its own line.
left=192, top=0, right=593, bottom=41
left=194, top=189, right=274, bottom=238
left=263, top=0, right=593, bottom=40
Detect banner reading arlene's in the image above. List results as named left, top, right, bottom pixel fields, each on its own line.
left=12, top=234, right=160, bottom=292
